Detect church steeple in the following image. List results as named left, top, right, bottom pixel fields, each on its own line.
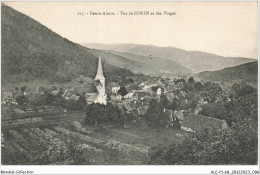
left=95, top=56, right=105, bottom=80
left=87, top=56, right=107, bottom=106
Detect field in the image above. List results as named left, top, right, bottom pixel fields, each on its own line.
left=1, top=112, right=187, bottom=165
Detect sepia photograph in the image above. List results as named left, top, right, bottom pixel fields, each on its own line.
left=0, top=1, right=258, bottom=172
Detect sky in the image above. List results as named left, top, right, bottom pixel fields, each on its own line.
left=3, top=1, right=258, bottom=59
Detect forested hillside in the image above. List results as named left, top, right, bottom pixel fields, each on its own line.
left=1, top=4, right=134, bottom=84
left=197, top=61, right=258, bottom=83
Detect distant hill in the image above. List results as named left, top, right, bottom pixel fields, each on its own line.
left=196, top=61, right=258, bottom=83
left=1, top=4, right=134, bottom=84
left=88, top=49, right=191, bottom=75
left=83, top=43, right=255, bottom=73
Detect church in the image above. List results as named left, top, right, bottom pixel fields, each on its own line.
left=86, top=56, right=107, bottom=105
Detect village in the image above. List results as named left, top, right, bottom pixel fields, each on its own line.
left=2, top=52, right=258, bottom=166
left=2, top=56, right=230, bottom=134
left=1, top=57, right=232, bottom=165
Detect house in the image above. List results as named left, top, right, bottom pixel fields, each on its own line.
left=163, top=108, right=182, bottom=128
left=52, top=90, right=60, bottom=96
left=124, top=92, right=135, bottom=99
left=124, top=103, right=134, bottom=113
left=116, top=95, right=123, bottom=101
left=194, top=107, right=202, bottom=115
left=138, top=106, right=149, bottom=115
left=110, top=94, right=123, bottom=102
left=2, top=91, right=14, bottom=104
left=173, top=110, right=185, bottom=121
left=112, top=87, right=120, bottom=94
left=164, top=108, right=174, bottom=122
left=181, top=113, right=230, bottom=133
left=117, top=103, right=124, bottom=111
left=139, top=82, right=145, bottom=88
left=116, top=103, right=134, bottom=114
left=135, top=91, right=151, bottom=99
left=143, top=85, right=151, bottom=91
left=69, top=95, right=80, bottom=101
left=2, top=91, right=18, bottom=105
left=199, top=97, right=210, bottom=104
left=85, top=93, right=94, bottom=99
left=62, top=89, right=71, bottom=99
left=86, top=93, right=107, bottom=105
left=157, top=88, right=162, bottom=96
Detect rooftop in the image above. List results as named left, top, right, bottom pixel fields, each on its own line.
left=86, top=93, right=99, bottom=102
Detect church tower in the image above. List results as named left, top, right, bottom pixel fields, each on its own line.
left=86, top=56, right=107, bottom=105
left=95, top=56, right=105, bottom=91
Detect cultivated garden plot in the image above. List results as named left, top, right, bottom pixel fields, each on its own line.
left=2, top=121, right=155, bottom=165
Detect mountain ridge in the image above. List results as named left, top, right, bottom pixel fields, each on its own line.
left=88, top=49, right=191, bottom=75
left=83, top=43, right=255, bottom=73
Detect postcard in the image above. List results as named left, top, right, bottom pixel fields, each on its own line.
left=1, top=1, right=258, bottom=174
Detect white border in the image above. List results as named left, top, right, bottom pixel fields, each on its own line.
left=1, top=165, right=259, bottom=175
left=0, top=0, right=259, bottom=175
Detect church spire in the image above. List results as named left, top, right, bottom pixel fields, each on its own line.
left=95, top=56, right=105, bottom=80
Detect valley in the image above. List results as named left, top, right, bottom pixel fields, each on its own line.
left=1, top=3, right=258, bottom=166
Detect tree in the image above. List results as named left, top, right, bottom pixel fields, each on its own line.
left=199, top=101, right=230, bottom=124
left=226, top=92, right=257, bottom=123
left=148, top=119, right=257, bottom=165
left=144, top=100, right=168, bottom=128
left=127, top=78, right=134, bottom=84
left=20, top=86, right=27, bottom=92
left=118, top=86, right=128, bottom=96
left=174, top=79, right=186, bottom=85
left=194, top=82, right=203, bottom=91
left=188, top=77, right=195, bottom=84
left=36, top=92, right=55, bottom=105
left=168, top=101, right=178, bottom=111
left=85, top=103, right=122, bottom=125
left=160, top=94, right=169, bottom=108
left=16, top=95, right=29, bottom=106
left=51, top=86, right=58, bottom=91
left=151, top=86, right=159, bottom=93
left=232, top=83, right=256, bottom=97
left=78, top=95, right=86, bottom=110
